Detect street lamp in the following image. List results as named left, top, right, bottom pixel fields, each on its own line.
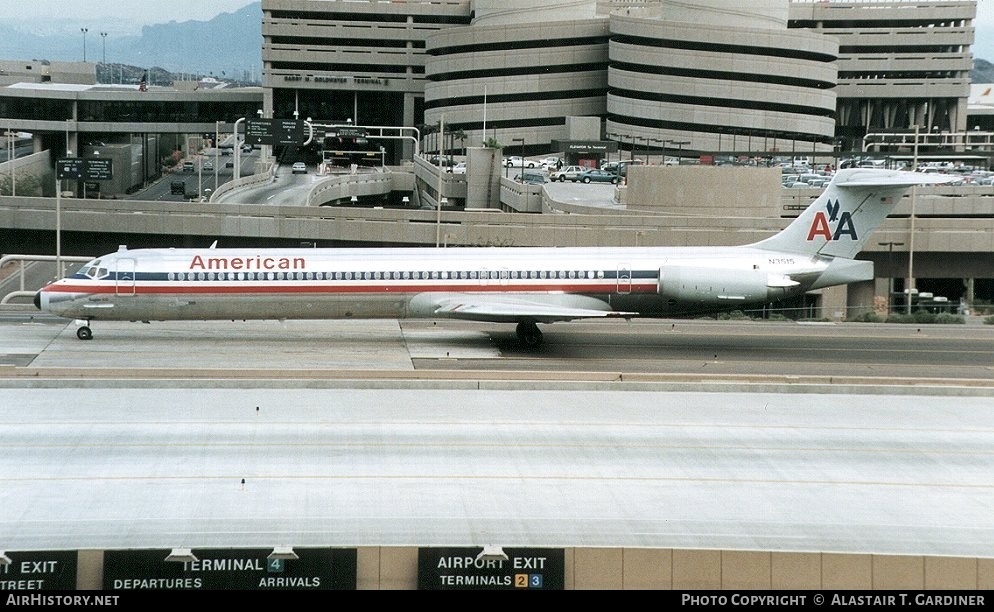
left=878, top=241, right=904, bottom=313
left=5, top=127, right=16, bottom=197
left=80, top=28, right=88, bottom=62
left=667, top=140, right=690, bottom=161
left=907, top=125, right=920, bottom=314
left=512, top=137, right=524, bottom=181
left=100, top=32, right=107, bottom=64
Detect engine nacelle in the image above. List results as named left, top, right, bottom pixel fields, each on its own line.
left=658, top=265, right=792, bottom=306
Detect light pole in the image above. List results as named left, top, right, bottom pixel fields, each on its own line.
left=5, top=127, right=14, bottom=196
left=907, top=124, right=920, bottom=314
left=215, top=120, right=221, bottom=193
left=436, top=114, right=445, bottom=247
left=878, top=241, right=904, bottom=313
left=100, top=32, right=107, bottom=64
left=667, top=140, right=690, bottom=162
left=512, top=137, right=524, bottom=181
left=80, top=28, right=88, bottom=62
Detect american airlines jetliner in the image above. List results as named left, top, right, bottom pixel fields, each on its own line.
left=35, top=169, right=953, bottom=346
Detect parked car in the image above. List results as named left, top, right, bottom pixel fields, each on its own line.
left=292, top=161, right=307, bottom=174
left=504, top=156, right=538, bottom=169
left=578, top=169, right=620, bottom=184
left=514, top=171, right=547, bottom=184
left=538, top=156, right=562, bottom=170
left=428, top=155, right=454, bottom=167
left=549, top=165, right=586, bottom=182
left=451, top=162, right=467, bottom=174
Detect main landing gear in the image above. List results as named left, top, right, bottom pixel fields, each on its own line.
left=75, top=319, right=93, bottom=340
left=515, top=321, right=543, bottom=347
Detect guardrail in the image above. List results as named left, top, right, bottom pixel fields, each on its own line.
left=0, top=254, right=93, bottom=304
left=306, top=168, right=395, bottom=206
left=211, top=159, right=277, bottom=202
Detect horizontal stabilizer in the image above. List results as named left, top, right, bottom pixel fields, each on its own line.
left=833, top=169, right=961, bottom=188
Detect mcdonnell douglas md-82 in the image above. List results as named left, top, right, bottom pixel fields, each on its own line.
left=35, top=169, right=953, bottom=346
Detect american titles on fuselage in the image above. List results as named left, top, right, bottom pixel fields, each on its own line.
left=189, top=255, right=307, bottom=271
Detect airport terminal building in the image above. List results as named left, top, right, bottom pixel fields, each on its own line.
left=263, top=0, right=975, bottom=159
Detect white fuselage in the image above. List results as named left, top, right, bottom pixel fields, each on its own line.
left=37, top=245, right=854, bottom=323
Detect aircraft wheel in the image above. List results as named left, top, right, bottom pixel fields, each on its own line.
left=516, top=321, right=543, bottom=347
left=76, top=326, right=93, bottom=341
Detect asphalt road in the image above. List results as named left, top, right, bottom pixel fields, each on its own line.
left=1, top=313, right=990, bottom=382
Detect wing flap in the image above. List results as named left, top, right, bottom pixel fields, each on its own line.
left=426, top=294, right=636, bottom=323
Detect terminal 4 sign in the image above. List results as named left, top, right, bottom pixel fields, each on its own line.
left=103, top=548, right=356, bottom=590
left=57, top=158, right=113, bottom=181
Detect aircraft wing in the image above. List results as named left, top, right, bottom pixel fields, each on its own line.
left=425, top=293, right=636, bottom=323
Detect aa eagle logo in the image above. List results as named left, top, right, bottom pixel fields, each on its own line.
left=807, top=199, right=858, bottom=241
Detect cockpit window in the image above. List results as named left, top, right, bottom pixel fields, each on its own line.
left=80, top=260, right=110, bottom=279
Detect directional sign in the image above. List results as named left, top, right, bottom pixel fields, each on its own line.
left=57, top=158, right=113, bottom=181
left=0, top=550, right=78, bottom=590
left=85, top=158, right=113, bottom=180
left=57, top=159, right=85, bottom=180
left=103, top=548, right=356, bottom=590
left=333, top=126, right=366, bottom=138
left=418, top=547, right=564, bottom=590
left=245, top=118, right=272, bottom=146
left=274, top=119, right=302, bottom=146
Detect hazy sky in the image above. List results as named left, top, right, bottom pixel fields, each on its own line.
left=12, top=0, right=259, bottom=24
left=7, top=0, right=994, bottom=60
left=974, top=0, right=994, bottom=61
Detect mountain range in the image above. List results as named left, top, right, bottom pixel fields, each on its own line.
left=1, top=3, right=992, bottom=87
left=0, top=3, right=262, bottom=82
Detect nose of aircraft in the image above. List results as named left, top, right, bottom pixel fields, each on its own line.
left=33, top=290, right=41, bottom=310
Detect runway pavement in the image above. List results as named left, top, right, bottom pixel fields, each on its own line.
left=1, top=310, right=992, bottom=558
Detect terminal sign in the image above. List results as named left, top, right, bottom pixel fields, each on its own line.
left=84, top=158, right=113, bottom=180
left=103, top=548, right=356, bottom=590
left=57, top=158, right=113, bottom=181
left=417, top=547, right=564, bottom=590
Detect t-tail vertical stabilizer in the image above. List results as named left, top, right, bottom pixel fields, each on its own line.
left=751, top=168, right=958, bottom=260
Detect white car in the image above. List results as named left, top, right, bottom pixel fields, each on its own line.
left=504, top=156, right=538, bottom=169
left=549, top=165, right=586, bottom=182
left=451, top=162, right=467, bottom=174
left=291, top=162, right=307, bottom=174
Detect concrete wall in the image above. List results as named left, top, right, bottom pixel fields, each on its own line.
left=625, top=166, right=782, bottom=218
left=65, top=546, right=994, bottom=590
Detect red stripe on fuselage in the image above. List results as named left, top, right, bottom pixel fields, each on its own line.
left=42, top=282, right=659, bottom=295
